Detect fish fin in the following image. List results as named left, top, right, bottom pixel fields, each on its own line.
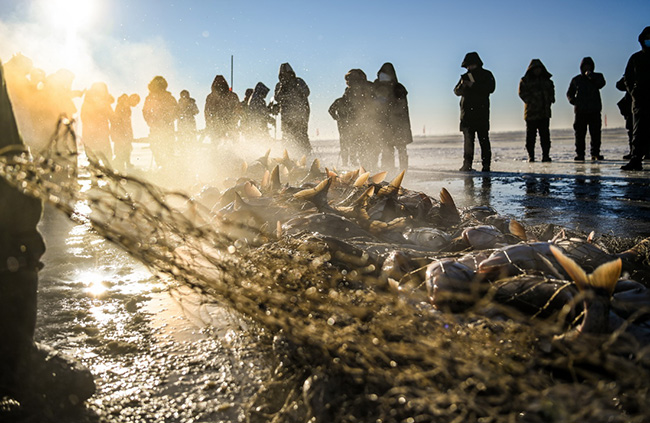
left=587, top=231, right=595, bottom=243
left=261, top=170, right=270, bottom=191
left=270, top=165, right=282, bottom=191
left=352, top=186, right=375, bottom=211
left=280, top=164, right=289, bottom=180
left=377, top=170, right=405, bottom=197
left=276, top=221, right=282, bottom=239
left=243, top=181, right=262, bottom=198
left=508, top=219, right=527, bottom=241
left=340, top=169, right=359, bottom=186
left=439, top=187, right=460, bottom=221
left=354, top=171, right=370, bottom=187
left=587, top=259, right=622, bottom=297
left=551, top=246, right=589, bottom=291
left=326, top=167, right=338, bottom=179
left=369, top=171, right=387, bottom=184
left=258, top=149, right=271, bottom=168
left=294, top=177, right=332, bottom=209
left=299, top=155, right=307, bottom=167
left=359, top=166, right=367, bottom=174
left=241, top=160, right=248, bottom=174
left=283, top=149, right=290, bottom=162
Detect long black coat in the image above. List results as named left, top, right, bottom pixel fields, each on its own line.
left=624, top=49, right=650, bottom=111
left=454, top=67, right=496, bottom=131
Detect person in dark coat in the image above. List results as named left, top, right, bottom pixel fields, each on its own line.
left=143, top=75, right=178, bottom=170
left=247, top=82, right=274, bottom=142
left=329, top=69, right=379, bottom=168
left=204, top=75, right=240, bottom=144
left=621, top=26, right=650, bottom=171
left=177, top=89, right=199, bottom=147
left=616, top=76, right=634, bottom=160
left=81, top=82, right=114, bottom=164
left=111, top=93, right=140, bottom=172
left=0, top=60, right=95, bottom=410
left=519, top=59, right=555, bottom=162
left=454, top=52, right=496, bottom=172
left=273, top=63, right=311, bottom=155
left=374, top=63, right=412, bottom=170
left=566, top=57, right=606, bottom=161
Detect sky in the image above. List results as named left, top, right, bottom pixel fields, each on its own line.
left=0, top=0, right=648, bottom=140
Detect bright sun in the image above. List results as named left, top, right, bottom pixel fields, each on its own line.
left=38, top=0, right=99, bottom=32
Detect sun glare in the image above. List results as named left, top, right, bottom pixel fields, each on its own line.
left=37, top=0, right=98, bottom=32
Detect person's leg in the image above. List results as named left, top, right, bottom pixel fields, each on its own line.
left=525, top=120, right=537, bottom=161
left=622, top=108, right=650, bottom=170
left=477, top=129, right=492, bottom=171
left=539, top=118, right=551, bottom=161
left=460, top=128, right=475, bottom=171
left=573, top=113, right=587, bottom=160
left=588, top=112, right=603, bottom=159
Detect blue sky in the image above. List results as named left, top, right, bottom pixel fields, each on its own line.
left=0, top=0, right=648, bottom=139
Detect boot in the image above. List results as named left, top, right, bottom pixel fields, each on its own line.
left=621, top=160, right=643, bottom=171
left=459, top=161, right=472, bottom=172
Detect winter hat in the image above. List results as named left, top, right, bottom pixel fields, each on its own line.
left=580, top=57, right=595, bottom=73
left=461, top=52, right=483, bottom=68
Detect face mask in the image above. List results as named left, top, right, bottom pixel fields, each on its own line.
left=644, top=39, right=650, bottom=48
left=378, top=72, right=392, bottom=82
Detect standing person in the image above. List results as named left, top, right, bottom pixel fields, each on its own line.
left=177, top=89, right=199, bottom=147
left=329, top=69, right=379, bottom=168
left=81, top=82, right=114, bottom=164
left=518, top=59, right=555, bottom=162
left=239, top=88, right=254, bottom=140
left=204, top=75, right=240, bottom=144
left=273, top=63, right=311, bottom=155
left=0, top=60, right=95, bottom=410
left=143, top=76, right=178, bottom=170
left=621, top=26, right=650, bottom=171
left=373, top=63, right=412, bottom=170
left=566, top=57, right=606, bottom=161
left=247, top=82, right=274, bottom=142
left=454, top=52, right=496, bottom=172
left=111, top=93, right=140, bottom=172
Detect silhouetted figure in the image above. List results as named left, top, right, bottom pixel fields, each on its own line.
left=329, top=69, right=378, bottom=168
left=454, top=52, right=496, bottom=172
left=373, top=63, right=412, bottom=170
left=178, top=89, right=199, bottom=147
left=566, top=57, right=606, bottom=161
left=81, top=82, right=114, bottom=165
left=0, top=60, right=95, bottom=411
left=616, top=76, right=634, bottom=160
left=247, top=82, right=274, bottom=142
left=112, top=93, right=140, bottom=172
left=204, top=75, right=240, bottom=144
left=621, top=26, right=650, bottom=171
left=143, top=76, right=178, bottom=170
left=273, top=63, right=311, bottom=155
left=519, top=59, right=555, bottom=162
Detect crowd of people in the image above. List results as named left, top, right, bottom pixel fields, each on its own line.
left=2, top=26, right=649, bottom=175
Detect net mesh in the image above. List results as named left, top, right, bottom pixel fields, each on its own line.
left=2, top=121, right=650, bottom=423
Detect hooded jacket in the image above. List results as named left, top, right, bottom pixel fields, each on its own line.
left=247, top=82, right=273, bottom=133
left=204, top=75, right=240, bottom=136
left=143, top=76, right=178, bottom=134
left=518, top=59, right=555, bottom=121
left=566, top=57, right=606, bottom=113
left=373, top=63, right=413, bottom=146
left=274, top=63, right=310, bottom=125
left=624, top=26, right=650, bottom=110
left=454, top=53, right=496, bottom=131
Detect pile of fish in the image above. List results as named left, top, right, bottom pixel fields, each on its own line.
left=195, top=149, right=650, bottom=344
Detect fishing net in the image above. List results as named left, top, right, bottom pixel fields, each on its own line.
left=2, top=121, right=650, bottom=423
